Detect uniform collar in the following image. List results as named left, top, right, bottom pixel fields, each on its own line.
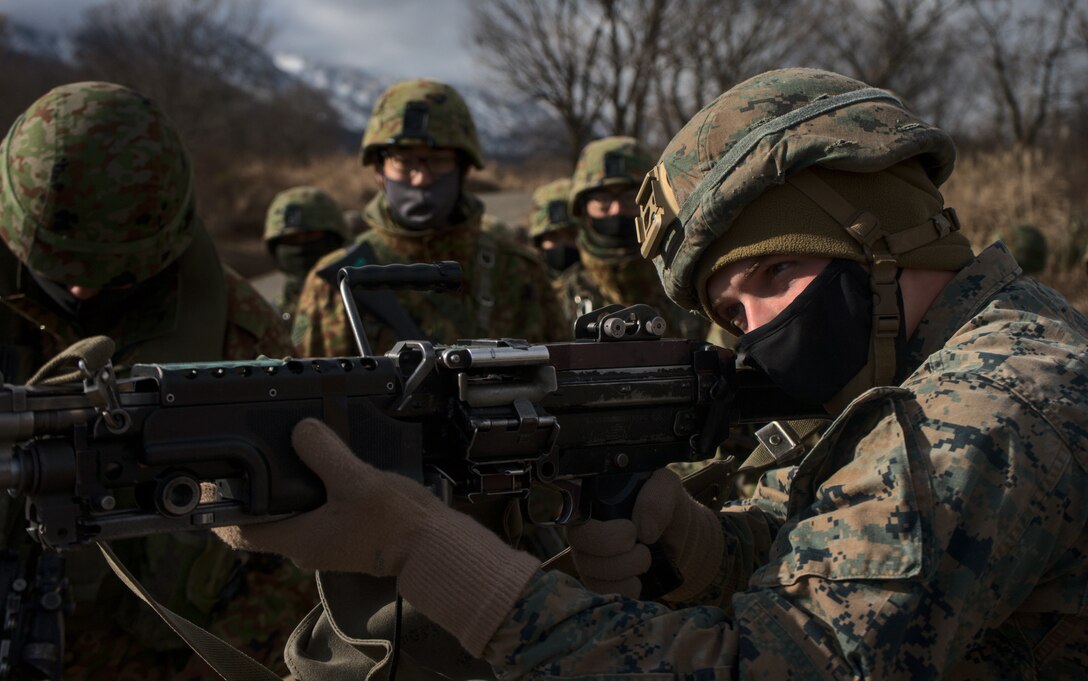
left=899, top=242, right=1021, bottom=376
left=360, top=192, right=486, bottom=269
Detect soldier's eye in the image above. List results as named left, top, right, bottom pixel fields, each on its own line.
left=720, top=303, right=745, bottom=330
left=768, top=261, right=794, bottom=278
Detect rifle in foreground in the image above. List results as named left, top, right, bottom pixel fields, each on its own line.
left=0, top=263, right=819, bottom=562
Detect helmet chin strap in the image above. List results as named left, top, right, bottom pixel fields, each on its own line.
left=785, top=171, right=903, bottom=413
left=785, top=170, right=963, bottom=412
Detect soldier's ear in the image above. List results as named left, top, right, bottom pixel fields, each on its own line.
left=375, top=172, right=386, bottom=192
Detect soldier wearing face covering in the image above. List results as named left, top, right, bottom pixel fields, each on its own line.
left=0, top=81, right=312, bottom=680
left=219, top=67, right=1088, bottom=680
left=262, top=186, right=348, bottom=324
left=292, top=78, right=566, bottom=357
left=528, top=178, right=580, bottom=276
left=556, top=136, right=708, bottom=339
left=281, top=78, right=567, bottom=681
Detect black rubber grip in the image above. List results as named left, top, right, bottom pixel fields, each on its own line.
left=338, top=261, right=463, bottom=292
left=591, top=473, right=684, bottom=601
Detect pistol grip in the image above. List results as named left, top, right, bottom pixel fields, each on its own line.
left=589, top=472, right=684, bottom=601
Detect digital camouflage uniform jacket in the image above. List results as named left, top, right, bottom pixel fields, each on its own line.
left=293, top=192, right=568, bottom=356
left=554, top=245, right=709, bottom=341
left=483, top=243, right=1088, bottom=679
left=0, top=242, right=315, bottom=679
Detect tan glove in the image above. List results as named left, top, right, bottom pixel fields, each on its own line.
left=567, top=468, right=724, bottom=601
left=215, top=418, right=540, bottom=656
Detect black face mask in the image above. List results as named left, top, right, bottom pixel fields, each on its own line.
left=738, top=259, right=881, bottom=408
left=543, top=244, right=579, bottom=273
left=586, top=216, right=640, bottom=249
left=384, top=172, right=461, bottom=231
left=28, top=269, right=144, bottom=324
left=273, top=234, right=343, bottom=278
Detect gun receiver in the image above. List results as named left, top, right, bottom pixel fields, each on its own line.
left=0, top=267, right=821, bottom=555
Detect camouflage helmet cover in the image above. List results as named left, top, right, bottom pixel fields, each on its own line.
left=360, top=78, right=484, bottom=169
left=636, top=68, right=957, bottom=312
left=569, top=136, right=655, bottom=217
left=263, top=185, right=349, bottom=249
left=0, top=81, right=195, bottom=288
left=992, top=223, right=1047, bottom=274
left=529, top=177, right=575, bottom=240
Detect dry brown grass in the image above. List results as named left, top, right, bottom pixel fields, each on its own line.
left=942, top=148, right=1088, bottom=314
left=209, top=148, right=1088, bottom=315
left=204, top=152, right=568, bottom=276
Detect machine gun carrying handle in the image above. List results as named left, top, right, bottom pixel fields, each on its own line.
left=337, top=261, right=463, bottom=357
left=338, top=261, right=463, bottom=292
left=589, top=473, right=683, bottom=601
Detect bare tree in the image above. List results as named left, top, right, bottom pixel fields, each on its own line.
left=806, top=0, right=970, bottom=127
left=652, top=0, right=818, bottom=140
left=76, top=0, right=271, bottom=139
left=598, top=0, right=670, bottom=141
left=72, top=0, right=343, bottom=241
left=967, top=0, right=1078, bottom=147
left=471, top=0, right=609, bottom=164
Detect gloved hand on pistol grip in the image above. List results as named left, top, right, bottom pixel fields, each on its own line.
left=567, top=468, right=724, bottom=601
left=214, top=418, right=541, bottom=656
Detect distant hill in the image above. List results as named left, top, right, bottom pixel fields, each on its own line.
left=3, top=17, right=559, bottom=161
left=273, top=51, right=558, bottom=160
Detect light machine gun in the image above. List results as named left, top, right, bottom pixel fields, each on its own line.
left=0, top=263, right=820, bottom=674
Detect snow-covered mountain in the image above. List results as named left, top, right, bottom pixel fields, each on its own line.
left=273, top=51, right=556, bottom=159
left=2, top=18, right=556, bottom=159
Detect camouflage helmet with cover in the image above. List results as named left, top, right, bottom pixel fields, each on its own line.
left=529, top=178, right=575, bottom=241
left=636, top=68, right=973, bottom=405
left=360, top=79, right=484, bottom=169
left=263, top=185, right=349, bottom=251
left=0, top=81, right=195, bottom=289
left=991, top=223, right=1046, bottom=274
left=569, top=136, right=655, bottom=218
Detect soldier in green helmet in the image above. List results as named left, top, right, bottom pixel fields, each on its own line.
left=0, top=81, right=314, bottom=679
left=528, top=177, right=579, bottom=276
left=292, top=78, right=566, bottom=358
left=990, top=223, right=1048, bottom=274
left=263, top=185, right=348, bottom=323
left=556, top=136, right=707, bottom=338
left=283, top=78, right=567, bottom=681
left=220, top=68, right=1087, bottom=678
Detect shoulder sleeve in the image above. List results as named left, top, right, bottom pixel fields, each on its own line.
left=481, top=376, right=1088, bottom=679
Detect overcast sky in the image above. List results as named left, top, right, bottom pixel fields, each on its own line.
left=0, top=0, right=486, bottom=84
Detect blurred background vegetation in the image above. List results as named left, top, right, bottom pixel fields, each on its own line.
left=2, top=0, right=1086, bottom=310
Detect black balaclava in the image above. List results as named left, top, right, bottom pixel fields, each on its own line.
left=737, top=259, right=906, bottom=409
left=585, top=215, right=640, bottom=250
left=272, top=234, right=344, bottom=279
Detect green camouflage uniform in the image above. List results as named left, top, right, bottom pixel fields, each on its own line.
left=292, top=79, right=566, bottom=357
left=557, top=136, right=708, bottom=339
left=0, top=81, right=314, bottom=679
left=478, top=69, right=1088, bottom=677
left=263, top=185, right=348, bottom=324
left=294, top=193, right=566, bottom=356
left=286, top=79, right=566, bottom=681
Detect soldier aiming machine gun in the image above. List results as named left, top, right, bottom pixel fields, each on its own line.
left=0, top=262, right=820, bottom=677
